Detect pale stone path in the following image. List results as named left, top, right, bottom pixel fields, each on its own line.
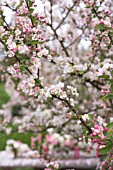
left=0, top=151, right=99, bottom=169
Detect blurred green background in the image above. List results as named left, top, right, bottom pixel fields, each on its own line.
left=0, top=83, right=10, bottom=109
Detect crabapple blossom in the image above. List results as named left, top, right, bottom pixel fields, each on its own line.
left=1, top=0, right=113, bottom=169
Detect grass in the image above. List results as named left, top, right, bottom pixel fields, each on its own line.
left=0, top=83, right=10, bottom=109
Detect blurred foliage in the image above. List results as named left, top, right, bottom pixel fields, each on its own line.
left=0, top=132, right=35, bottom=150
left=12, top=105, right=22, bottom=117
left=0, top=83, right=10, bottom=109
left=0, top=168, right=34, bottom=170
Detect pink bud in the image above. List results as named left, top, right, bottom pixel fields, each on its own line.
left=17, top=69, right=20, bottom=72
left=31, top=57, right=35, bottom=61
left=66, top=115, right=69, bottom=119
left=65, top=139, right=71, bottom=146
left=101, top=135, right=106, bottom=141
left=38, top=134, right=42, bottom=144
left=100, top=141, right=105, bottom=145
left=25, top=62, right=29, bottom=65
left=14, top=63, right=19, bottom=69
left=93, top=139, right=99, bottom=143
left=100, top=20, right=104, bottom=24
left=86, top=147, right=91, bottom=152
left=36, top=48, right=39, bottom=52
left=35, top=86, right=40, bottom=91
left=40, top=16, right=44, bottom=19
left=25, top=10, right=28, bottom=14
left=104, top=127, right=108, bottom=132
left=101, top=89, right=105, bottom=93
left=94, top=114, right=97, bottom=119
left=94, top=125, right=99, bottom=129
left=42, top=145, right=48, bottom=152
left=12, top=48, right=18, bottom=52
left=96, top=147, right=99, bottom=151
left=102, top=161, right=107, bottom=166
left=96, top=152, right=101, bottom=157
left=105, top=89, right=110, bottom=93
left=22, top=34, right=25, bottom=37
left=90, top=133, right=96, bottom=137
left=90, top=3, right=94, bottom=7
left=31, top=137, right=35, bottom=148
left=38, top=30, right=42, bottom=34
left=74, top=147, right=79, bottom=159
left=5, top=59, right=9, bottom=62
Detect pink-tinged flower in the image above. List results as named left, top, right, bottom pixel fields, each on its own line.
left=74, top=147, right=79, bottom=159
left=90, top=133, right=96, bottom=137
left=96, top=152, right=101, bottom=157
left=94, top=125, right=100, bottom=129
left=14, top=63, right=19, bottom=69
left=7, top=66, right=16, bottom=76
left=93, top=139, right=99, bottom=143
left=101, top=89, right=105, bottom=94
left=65, top=139, right=71, bottom=146
left=102, top=161, right=107, bottom=166
left=15, top=29, right=21, bottom=36
left=38, top=134, right=42, bottom=144
left=104, top=127, right=108, bottom=132
left=108, top=166, right=113, bottom=170
left=35, top=86, right=40, bottom=91
left=42, top=145, right=48, bottom=153
left=31, top=137, right=35, bottom=148
left=66, top=113, right=72, bottom=119
left=101, top=103, right=106, bottom=109
left=17, top=141, right=22, bottom=144
left=86, top=147, right=91, bottom=152
left=46, top=135, right=57, bottom=145
left=101, top=135, right=106, bottom=141
left=105, top=89, right=110, bottom=93
left=0, top=26, right=5, bottom=34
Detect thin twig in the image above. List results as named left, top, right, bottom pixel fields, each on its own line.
left=55, top=1, right=78, bottom=30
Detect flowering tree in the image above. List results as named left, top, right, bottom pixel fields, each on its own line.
left=0, top=0, right=113, bottom=169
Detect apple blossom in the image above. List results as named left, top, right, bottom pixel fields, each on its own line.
left=0, top=0, right=113, bottom=169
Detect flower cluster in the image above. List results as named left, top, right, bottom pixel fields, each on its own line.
left=45, top=161, right=59, bottom=170
left=98, top=63, right=113, bottom=77
left=1, top=0, right=113, bottom=169
left=6, top=139, right=30, bottom=158
left=90, top=115, right=108, bottom=157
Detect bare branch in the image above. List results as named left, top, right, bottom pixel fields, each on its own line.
left=55, top=1, right=78, bottom=30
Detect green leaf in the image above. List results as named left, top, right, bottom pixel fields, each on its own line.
left=88, top=114, right=93, bottom=120
left=20, top=65, right=25, bottom=72
left=107, top=122, right=113, bottom=129
left=96, top=24, right=108, bottom=32
left=84, top=136, right=88, bottom=144
left=101, top=94, right=113, bottom=102
left=98, top=75, right=110, bottom=79
left=0, top=132, right=36, bottom=150
left=86, top=4, right=90, bottom=8
left=28, top=0, right=33, bottom=7
left=31, top=40, right=39, bottom=45
left=98, top=145, right=112, bottom=155
left=29, top=16, right=37, bottom=25
left=110, top=84, right=113, bottom=93
left=111, top=70, right=113, bottom=77
left=106, top=127, right=113, bottom=138
left=16, top=1, right=23, bottom=10
left=78, top=70, right=84, bottom=75
left=107, top=43, right=112, bottom=49
left=29, top=8, right=34, bottom=14
left=0, top=83, right=10, bottom=109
